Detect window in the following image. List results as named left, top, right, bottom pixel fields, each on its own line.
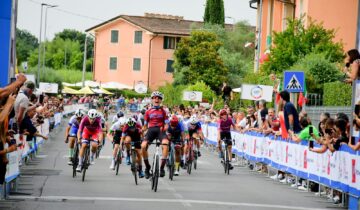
left=111, top=30, right=119, bottom=43
left=134, top=31, right=142, bottom=44
left=133, top=58, right=141, bottom=71
left=166, top=60, right=174, bottom=73
left=163, top=36, right=176, bottom=49
left=109, top=57, right=117, bottom=70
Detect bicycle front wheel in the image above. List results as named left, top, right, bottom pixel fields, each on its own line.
left=153, top=155, right=159, bottom=192
left=82, top=147, right=89, bottom=182
left=169, top=151, right=174, bottom=180
left=72, top=143, right=79, bottom=178
left=116, top=151, right=121, bottom=175
left=131, top=150, right=138, bottom=185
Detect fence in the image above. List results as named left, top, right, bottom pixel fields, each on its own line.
left=1, top=104, right=86, bottom=199
left=203, top=123, right=360, bottom=209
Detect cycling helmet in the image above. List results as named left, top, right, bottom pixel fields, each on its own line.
left=88, top=109, right=97, bottom=119
left=189, top=116, right=198, bottom=125
left=126, top=117, right=136, bottom=127
left=151, top=91, right=163, bottom=99
left=117, top=111, right=124, bottom=118
left=140, top=109, right=146, bottom=115
left=219, top=109, right=227, bottom=116
left=170, top=115, right=179, bottom=127
left=75, top=109, right=85, bottom=118
left=118, top=117, right=127, bottom=126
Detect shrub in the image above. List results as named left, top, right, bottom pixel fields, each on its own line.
left=323, top=82, right=352, bottom=106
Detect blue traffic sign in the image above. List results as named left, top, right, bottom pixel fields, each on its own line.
left=283, top=71, right=305, bottom=93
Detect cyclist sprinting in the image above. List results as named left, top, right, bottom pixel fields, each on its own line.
left=108, top=117, right=127, bottom=170
left=166, top=115, right=185, bottom=176
left=76, top=109, right=103, bottom=172
left=121, top=117, right=144, bottom=178
left=64, top=109, right=85, bottom=165
left=217, top=109, right=235, bottom=170
left=142, top=91, right=169, bottom=179
left=185, top=116, right=204, bottom=159
left=98, top=112, right=109, bottom=147
left=112, top=111, right=124, bottom=124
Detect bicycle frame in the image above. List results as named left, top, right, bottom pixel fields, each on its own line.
left=151, top=139, right=161, bottom=192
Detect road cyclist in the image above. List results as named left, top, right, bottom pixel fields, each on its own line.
left=76, top=109, right=103, bottom=172
left=217, top=109, right=236, bottom=171
left=64, top=109, right=85, bottom=165
left=108, top=117, right=127, bottom=170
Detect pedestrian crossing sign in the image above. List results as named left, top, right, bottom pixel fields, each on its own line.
left=283, top=71, right=305, bottom=92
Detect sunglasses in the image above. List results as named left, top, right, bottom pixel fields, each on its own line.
left=152, top=97, right=162, bottom=100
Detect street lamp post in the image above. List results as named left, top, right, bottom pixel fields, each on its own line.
left=37, top=4, right=44, bottom=86
left=82, top=35, right=88, bottom=87
left=42, top=4, right=57, bottom=75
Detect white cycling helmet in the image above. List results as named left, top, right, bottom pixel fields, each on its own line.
left=151, top=91, right=164, bottom=99
left=118, top=117, right=127, bottom=126
left=88, top=109, right=97, bottom=119
left=75, top=109, right=85, bottom=118
left=189, top=116, right=198, bottom=125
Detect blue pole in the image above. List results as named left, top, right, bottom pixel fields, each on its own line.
left=0, top=0, right=12, bottom=87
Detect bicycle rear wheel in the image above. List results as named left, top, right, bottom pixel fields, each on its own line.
left=168, top=149, right=174, bottom=180
left=115, top=150, right=121, bottom=175
left=82, top=147, right=89, bottom=182
left=224, top=147, right=229, bottom=175
left=193, top=149, right=198, bottom=170
left=131, top=150, right=138, bottom=185
left=153, top=155, right=159, bottom=192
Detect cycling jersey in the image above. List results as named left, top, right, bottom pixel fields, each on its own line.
left=166, top=122, right=184, bottom=143
left=122, top=123, right=142, bottom=141
left=217, top=117, right=234, bottom=132
left=186, top=121, right=202, bottom=136
left=68, top=115, right=80, bottom=136
left=144, top=107, right=168, bottom=128
left=79, top=116, right=102, bottom=133
left=112, top=115, right=120, bottom=123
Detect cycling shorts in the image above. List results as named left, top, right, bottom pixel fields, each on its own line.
left=69, top=127, right=78, bottom=137
left=82, top=128, right=101, bottom=143
left=220, top=132, right=232, bottom=145
left=144, top=126, right=167, bottom=144
left=131, top=141, right=141, bottom=149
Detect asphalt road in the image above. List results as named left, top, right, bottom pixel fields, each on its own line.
left=0, top=116, right=344, bottom=210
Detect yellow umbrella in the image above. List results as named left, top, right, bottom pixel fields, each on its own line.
left=78, top=86, right=94, bottom=94
left=99, top=87, right=114, bottom=95
left=62, top=86, right=80, bottom=94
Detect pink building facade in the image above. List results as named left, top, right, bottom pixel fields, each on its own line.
left=87, top=14, right=201, bottom=90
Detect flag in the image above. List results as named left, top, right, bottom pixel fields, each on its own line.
left=298, top=82, right=307, bottom=107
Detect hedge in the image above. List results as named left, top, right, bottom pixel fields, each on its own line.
left=323, top=82, right=352, bottom=106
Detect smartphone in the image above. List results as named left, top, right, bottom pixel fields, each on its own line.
left=39, top=94, right=44, bottom=104
left=309, top=126, right=313, bottom=135
left=355, top=104, right=360, bottom=116
left=309, top=141, right=314, bottom=148
left=351, top=137, right=356, bottom=145
left=10, top=77, right=16, bottom=84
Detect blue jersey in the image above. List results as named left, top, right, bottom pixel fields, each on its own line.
left=166, top=121, right=184, bottom=141
left=68, top=115, right=80, bottom=136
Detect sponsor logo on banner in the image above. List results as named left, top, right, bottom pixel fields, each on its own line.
left=304, top=150, right=307, bottom=169
left=327, top=155, right=331, bottom=175
left=253, top=139, right=256, bottom=154
left=285, top=145, right=289, bottom=163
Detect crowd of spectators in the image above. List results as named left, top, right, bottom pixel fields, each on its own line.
left=0, top=74, right=65, bottom=185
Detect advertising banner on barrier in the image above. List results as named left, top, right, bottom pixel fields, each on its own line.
left=5, top=151, right=19, bottom=182
left=203, top=123, right=360, bottom=196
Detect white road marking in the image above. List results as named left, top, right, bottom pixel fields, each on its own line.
left=9, top=195, right=328, bottom=210
left=35, top=155, right=48, bottom=158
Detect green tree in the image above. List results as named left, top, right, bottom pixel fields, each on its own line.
left=203, top=0, right=225, bottom=27
left=159, top=83, right=186, bottom=108
left=16, top=28, right=38, bottom=64
left=173, top=30, right=228, bottom=92
left=261, top=17, right=344, bottom=74
left=54, top=29, right=94, bottom=59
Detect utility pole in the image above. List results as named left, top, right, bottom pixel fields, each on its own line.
left=42, top=4, right=57, bottom=75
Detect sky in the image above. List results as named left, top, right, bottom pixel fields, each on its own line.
left=17, top=0, right=257, bottom=40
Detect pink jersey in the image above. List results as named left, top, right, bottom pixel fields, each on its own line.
left=217, top=117, right=234, bottom=132
left=79, top=116, right=102, bottom=133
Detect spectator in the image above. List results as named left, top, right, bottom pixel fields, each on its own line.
left=221, top=82, right=232, bottom=104
left=279, top=90, right=301, bottom=134
left=20, top=105, right=48, bottom=141
left=290, top=117, right=319, bottom=143
left=14, top=81, right=35, bottom=133
left=263, top=108, right=280, bottom=134
left=342, top=49, right=360, bottom=83
left=236, top=111, right=247, bottom=130
left=257, top=100, right=268, bottom=128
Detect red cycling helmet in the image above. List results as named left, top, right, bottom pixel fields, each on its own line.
left=219, top=109, right=227, bottom=116
left=170, top=115, right=179, bottom=127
